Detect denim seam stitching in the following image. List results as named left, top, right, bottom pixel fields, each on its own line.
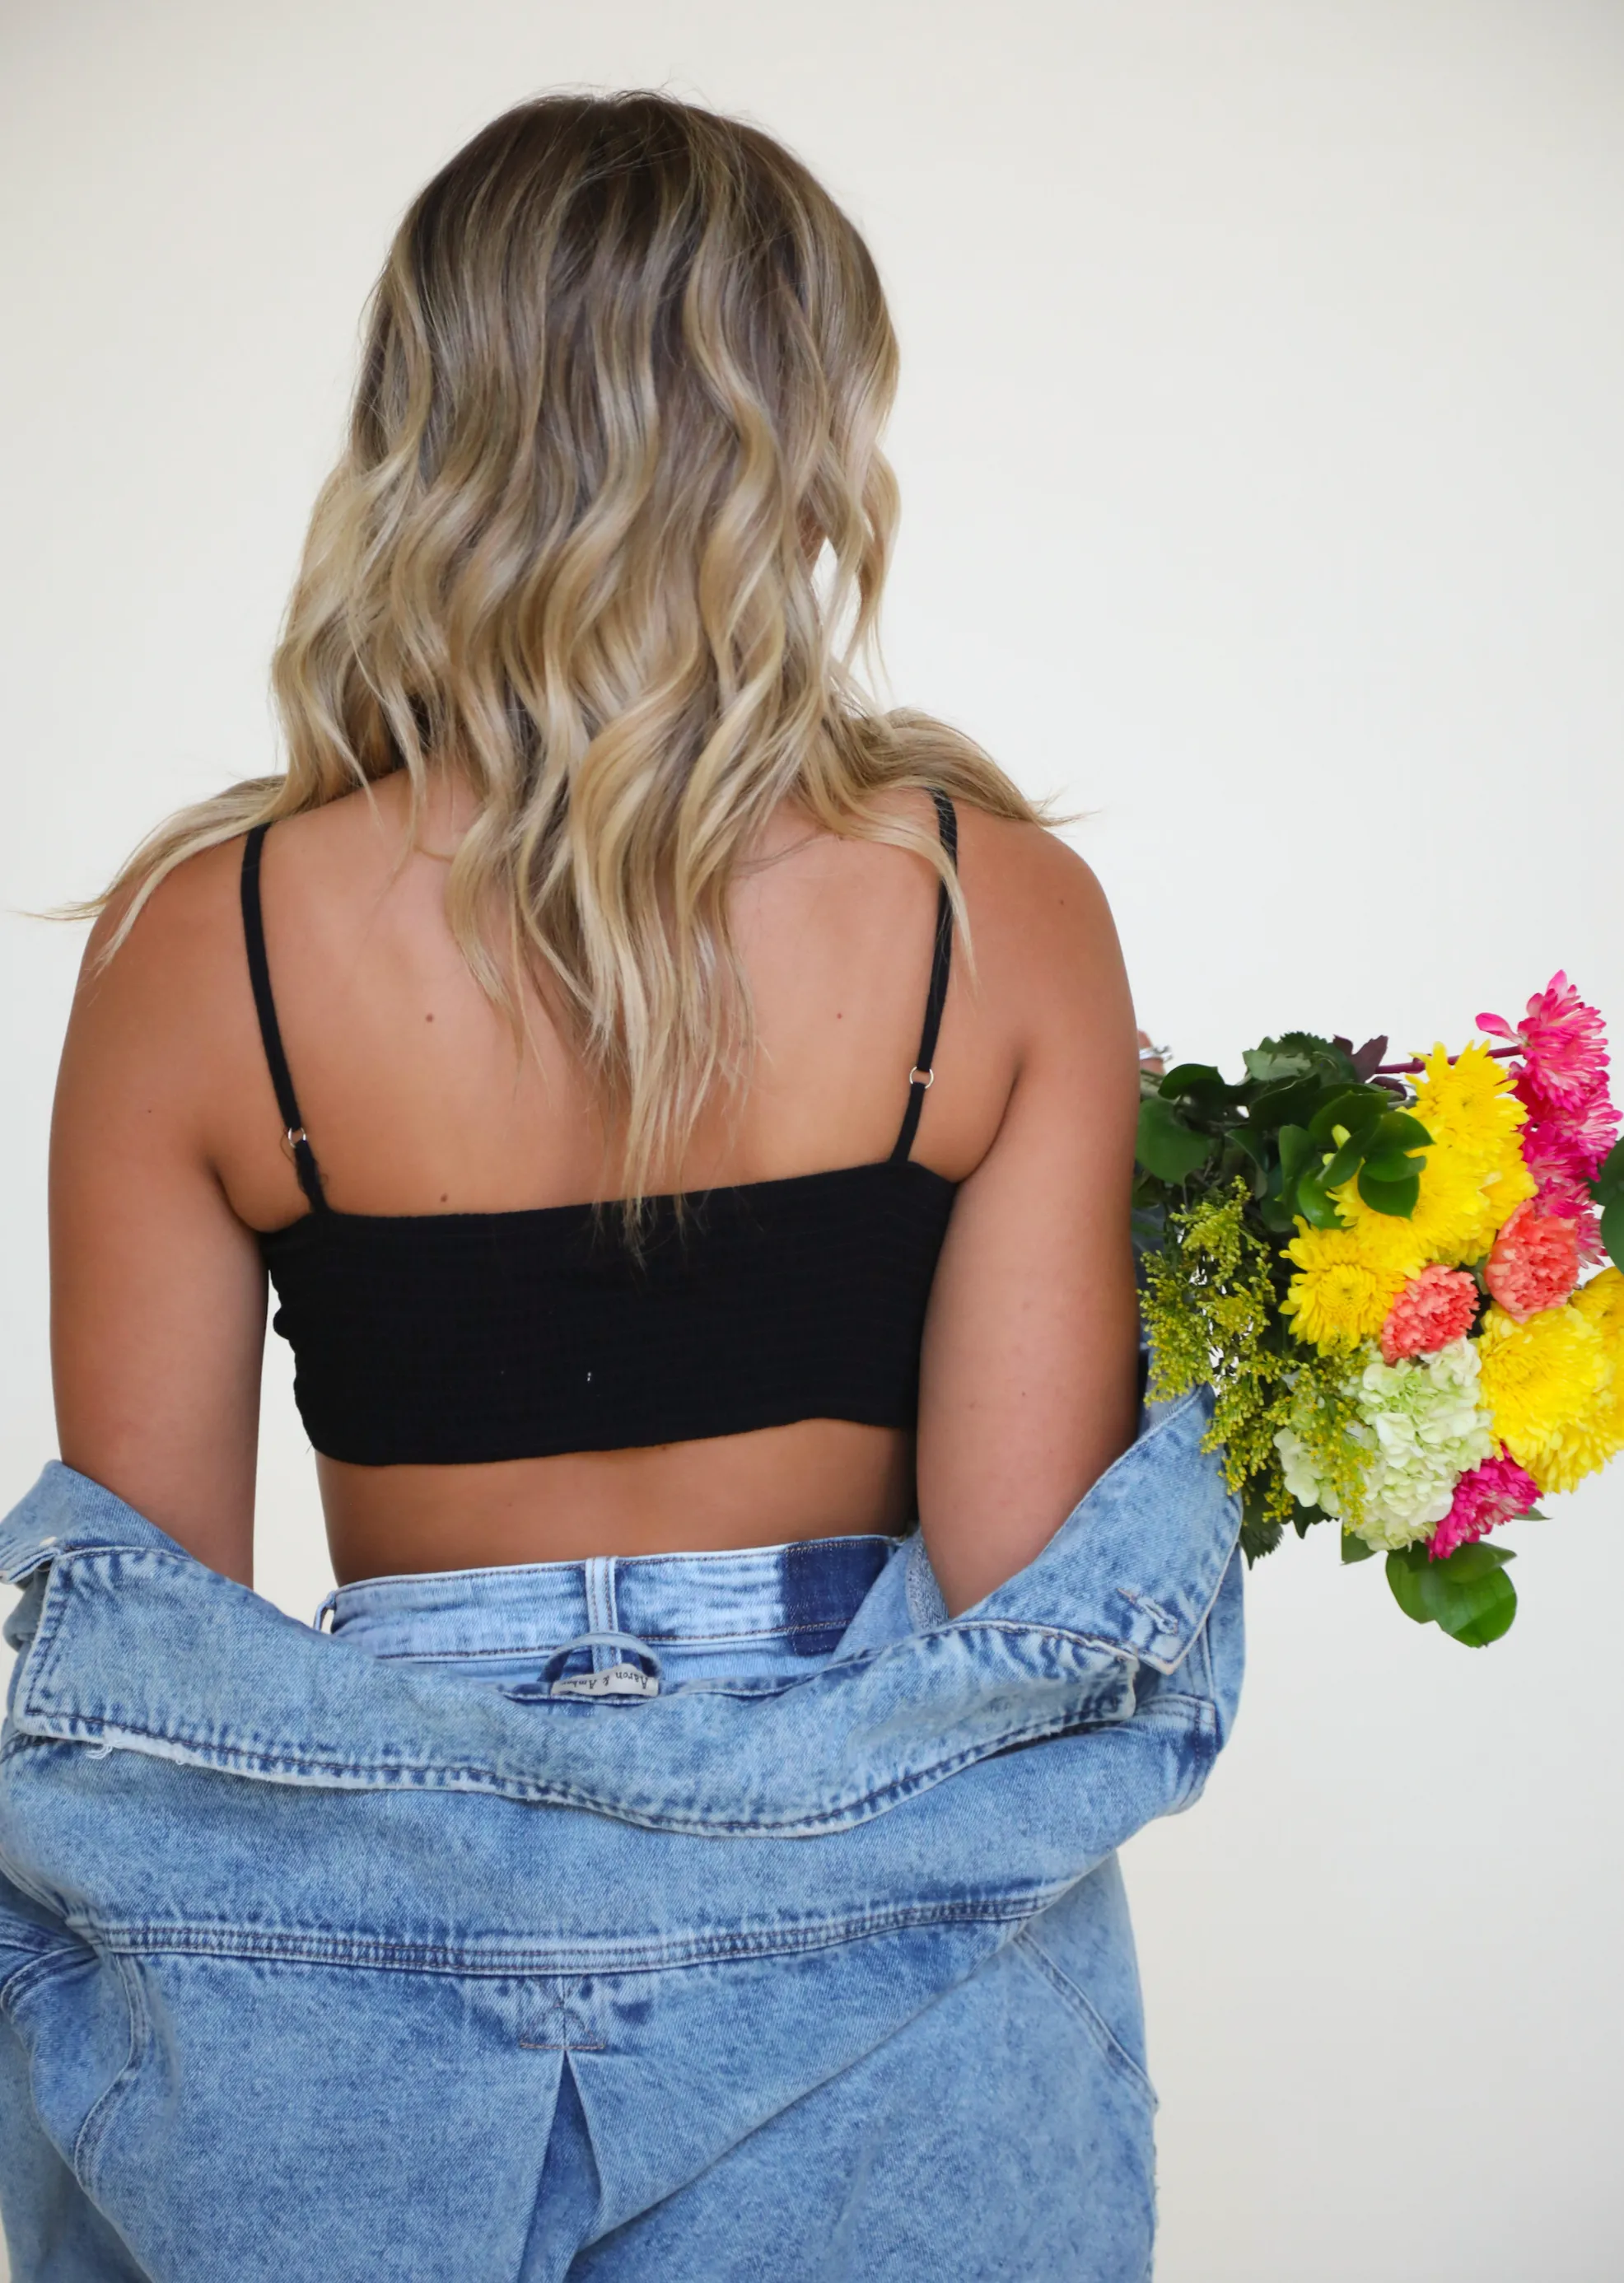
left=72, top=1949, right=147, bottom=2195
left=29, top=1573, right=1141, bottom=1676
left=0, top=1944, right=91, bottom=2016
left=2, top=1699, right=1136, bottom=1834
left=326, top=1536, right=898, bottom=1599
left=1010, top=1927, right=1158, bottom=2112
left=11, top=1553, right=77, bottom=1724
left=72, top=1889, right=1073, bottom=1976
left=364, top=1617, right=860, bottom=1660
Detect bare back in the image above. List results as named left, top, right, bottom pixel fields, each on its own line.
left=50, top=774, right=1140, bottom=1611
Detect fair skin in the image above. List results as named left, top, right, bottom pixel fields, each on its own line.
left=49, top=772, right=1141, bottom=1614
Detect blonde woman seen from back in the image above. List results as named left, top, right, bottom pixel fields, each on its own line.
left=0, top=93, right=1239, bottom=2283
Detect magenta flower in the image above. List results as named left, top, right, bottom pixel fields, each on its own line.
left=1521, top=1113, right=1615, bottom=1259
left=1479, top=973, right=1611, bottom=1118
left=1521, top=1094, right=1620, bottom=1190
left=1429, top=1455, right=1542, bottom=1562
left=1481, top=975, right=1618, bottom=1237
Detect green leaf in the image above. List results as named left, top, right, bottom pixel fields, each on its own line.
left=1294, top=1170, right=1343, bottom=1229
left=1357, top=1166, right=1421, bottom=1217
left=1272, top=1030, right=1354, bottom=1075
left=1318, top=1135, right=1367, bottom=1191
left=1434, top=1567, right=1518, bottom=1646
left=1341, top=1530, right=1375, bottom=1564
left=1433, top=1540, right=1515, bottom=1575
left=1240, top=1524, right=1286, bottom=1564
left=1591, top=1137, right=1624, bottom=1205
left=1602, top=1194, right=1624, bottom=1272
left=1307, top=1087, right=1386, bottom=1147
left=1276, top=1123, right=1312, bottom=1181
left=1246, top=1078, right=1325, bottom=1132
left=1385, top=1548, right=1431, bottom=1621
left=1158, top=1062, right=1226, bottom=1100
left=1244, top=1043, right=1319, bottom=1085
left=1372, top=1111, right=1432, bottom=1152
left=1385, top=1542, right=1519, bottom=1646
left=1360, top=1147, right=1425, bottom=1185
left=1136, top=1096, right=1213, bottom=1184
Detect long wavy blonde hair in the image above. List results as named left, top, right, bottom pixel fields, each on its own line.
left=101, top=91, right=1038, bottom=1202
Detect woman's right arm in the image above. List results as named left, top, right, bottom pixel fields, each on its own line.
left=49, top=847, right=270, bottom=1582
left=914, top=823, right=1141, bottom=1614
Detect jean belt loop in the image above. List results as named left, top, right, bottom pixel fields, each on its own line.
left=311, top=1588, right=340, bottom=1634
left=584, top=1556, right=620, bottom=1671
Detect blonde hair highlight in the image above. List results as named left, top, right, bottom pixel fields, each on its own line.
left=98, top=92, right=1039, bottom=1203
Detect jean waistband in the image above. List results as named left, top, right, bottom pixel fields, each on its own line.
left=324, top=1534, right=899, bottom=1660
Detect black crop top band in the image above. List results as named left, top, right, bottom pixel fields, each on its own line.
left=245, top=794, right=961, bottom=1467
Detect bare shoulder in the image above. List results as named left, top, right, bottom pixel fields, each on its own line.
left=954, top=807, right=1131, bottom=1051
left=54, top=830, right=285, bottom=1205
left=77, top=834, right=250, bottom=1040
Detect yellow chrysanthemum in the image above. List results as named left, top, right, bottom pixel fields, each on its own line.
left=1326, top=1182, right=1433, bottom=1277
left=1332, top=1160, right=1481, bottom=1272
left=1571, top=1268, right=1624, bottom=1452
left=1574, top=1265, right=1624, bottom=1340
left=1282, top=1226, right=1411, bottom=1353
left=1477, top=1298, right=1619, bottom=1493
left=1406, top=1043, right=1535, bottom=1263
left=1413, top=1042, right=1526, bottom=1169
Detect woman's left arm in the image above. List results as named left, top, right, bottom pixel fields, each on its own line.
left=49, top=846, right=267, bottom=1583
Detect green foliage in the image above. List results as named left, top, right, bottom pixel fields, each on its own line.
left=1131, top=1030, right=1444, bottom=1571
left=1141, top=1182, right=1330, bottom=1561
left=1593, top=1137, right=1624, bottom=1269
left=1384, top=1542, right=1519, bottom=1646
left=1135, top=1032, right=1429, bottom=1240
left=1136, top=1094, right=1216, bottom=1182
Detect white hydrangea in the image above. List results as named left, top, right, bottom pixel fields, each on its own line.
left=1276, top=1422, right=1336, bottom=1510
left=1274, top=1338, right=1496, bottom=1552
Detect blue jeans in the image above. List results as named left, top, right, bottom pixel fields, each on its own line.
left=0, top=1392, right=1243, bottom=2282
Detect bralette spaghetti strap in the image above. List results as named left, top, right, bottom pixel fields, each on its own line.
left=240, top=824, right=328, bottom=1214
left=889, top=791, right=959, bottom=1165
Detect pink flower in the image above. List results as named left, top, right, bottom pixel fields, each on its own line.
left=1484, top=1200, right=1581, bottom=1320
left=1379, top=1264, right=1480, bottom=1364
left=1481, top=975, right=1619, bottom=1238
left=1479, top=972, right=1611, bottom=1118
left=1429, top=1455, right=1541, bottom=1561
left=1521, top=1095, right=1620, bottom=1193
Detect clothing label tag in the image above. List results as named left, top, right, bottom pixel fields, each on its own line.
left=550, top=1663, right=660, bottom=1700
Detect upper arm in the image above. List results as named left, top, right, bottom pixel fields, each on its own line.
left=915, top=828, right=1141, bottom=1613
left=49, top=849, right=268, bottom=1582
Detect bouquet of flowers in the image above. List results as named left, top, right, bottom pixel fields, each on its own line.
left=1134, top=975, right=1624, bottom=1646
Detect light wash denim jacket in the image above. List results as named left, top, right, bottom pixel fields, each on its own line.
left=0, top=1389, right=1243, bottom=2283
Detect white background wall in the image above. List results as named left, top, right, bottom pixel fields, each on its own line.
left=2, top=3, right=1621, bottom=2276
